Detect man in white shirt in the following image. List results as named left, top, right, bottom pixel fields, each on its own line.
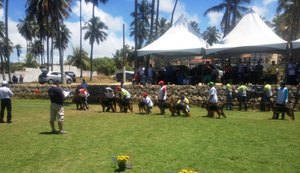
left=0, top=81, right=14, bottom=123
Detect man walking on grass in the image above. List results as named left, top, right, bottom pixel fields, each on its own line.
left=0, top=81, right=14, bottom=123
left=48, top=81, right=66, bottom=134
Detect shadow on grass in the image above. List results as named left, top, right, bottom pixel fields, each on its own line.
left=39, top=131, right=61, bottom=135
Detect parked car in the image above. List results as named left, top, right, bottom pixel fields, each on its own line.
left=38, top=71, right=73, bottom=84
left=114, top=71, right=134, bottom=82
left=64, top=71, right=76, bottom=82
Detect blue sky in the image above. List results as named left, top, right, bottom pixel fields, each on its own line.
left=2, top=0, right=278, bottom=62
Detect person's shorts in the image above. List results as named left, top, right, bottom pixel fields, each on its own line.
left=50, top=103, right=64, bottom=122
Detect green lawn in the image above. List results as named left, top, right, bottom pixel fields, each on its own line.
left=0, top=99, right=299, bottom=173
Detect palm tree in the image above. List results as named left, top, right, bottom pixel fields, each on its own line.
left=85, top=0, right=108, bottom=18
left=4, top=0, right=12, bottom=81
left=170, top=0, right=178, bottom=26
left=53, top=24, right=71, bottom=54
left=277, top=0, right=300, bottom=43
left=29, top=40, right=43, bottom=63
left=66, top=47, right=90, bottom=70
left=17, top=16, right=37, bottom=53
left=204, top=0, right=250, bottom=37
left=190, top=21, right=201, bottom=35
left=15, top=44, right=22, bottom=63
left=130, top=0, right=151, bottom=49
left=202, top=26, right=221, bottom=46
left=83, top=17, right=108, bottom=81
left=25, top=0, right=72, bottom=83
left=155, top=0, right=160, bottom=38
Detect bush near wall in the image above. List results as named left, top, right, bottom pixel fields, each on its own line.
left=10, top=84, right=298, bottom=106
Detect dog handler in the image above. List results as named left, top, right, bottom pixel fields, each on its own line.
left=207, top=82, right=219, bottom=117
left=0, top=81, right=14, bottom=123
left=48, top=81, right=66, bottom=134
left=273, top=82, right=288, bottom=120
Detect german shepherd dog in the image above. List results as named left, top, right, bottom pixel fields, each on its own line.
left=173, top=102, right=191, bottom=117
left=98, top=95, right=116, bottom=112
left=271, top=103, right=295, bottom=120
left=138, top=101, right=151, bottom=115
left=201, top=101, right=226, bottom=118
left=72, top=93, right=87, bottom=110
left=115, top=97, right=134, bottom=113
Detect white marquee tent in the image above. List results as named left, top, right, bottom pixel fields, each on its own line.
left=292, top=38, right=300, bottom=50
left=137, top=15, right=208, bottom=57
left=205, top=11, right=288, bottom=55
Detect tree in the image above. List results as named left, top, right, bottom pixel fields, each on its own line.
left=93, top=57, right=117, bottom=75
left=276, top=0, right=300, bottom=43
left=25, top=0, right=72, bottom=83
left=15, top=44, right=22, bottom=63
left=130, top=0, right=151, bottom=50
left=83, top=17, right=108, bottom=81
left=66, top=47, right=90, bottom=70
left=17, top=16, right=37, bottom=53
left=202, top=26, right=221, bottom=46
left=4, top=0, right=12, bottom=81
left=204, top=0, right=250, bottom=37
left=170, top=0, right=178, bottom=26
left=190, top=21, right=201, bottom=35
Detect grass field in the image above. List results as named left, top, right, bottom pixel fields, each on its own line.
left=0, top=99, right=299, bottom=173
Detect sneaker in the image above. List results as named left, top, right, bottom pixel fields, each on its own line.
left=51, top=130, right=59, bottom=134
left=0, top=120, right=5, bottom=123
left=59, top=130, right=67, bottom=134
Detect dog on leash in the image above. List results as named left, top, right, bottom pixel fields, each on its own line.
left=72, top=93, right=87, bottom=110
left=201, top=101, right=226, bottom=118
left=271, top=104, right=295, bottom=120
left=115, top=97, right=134, bottom=113
left=98, top=95, right=116, bottom=112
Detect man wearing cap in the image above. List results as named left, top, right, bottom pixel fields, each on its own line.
left=158, top=80, right=167, bottom=115
left=139, top=92, right=153, bottom=114
left=116, top=86, right=131, bottom=112
left=48, top=81, right=66, bottom=134
left=103, top=87, right=116, bottom=112
left=0, top=81, right=14, bottom=123
left=175, top=96, right=190, bottom=116
left=225, top=83, right=233, bottom=110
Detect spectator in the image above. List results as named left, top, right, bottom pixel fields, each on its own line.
left=147, top=64, right=154, bottom=84
left=273, top=82, right=288, bottom=120
left=12, top=75, right=18, bottom=84
left=158, top=80, right=167, bottom=115
left=263, top=83, right=273, bottom=111
left=237, top=84, right=248, bottom=111
left=0, top=81, right=14, bottom=123
left=48, top=81, right=66, bottom=134
left=267, top=61, right=278, bottom=84
left=225, top=83, right=233, bottom=110
left=286, top=59, right=297, bottom=85
left=19, top=75, right=24, bottom=84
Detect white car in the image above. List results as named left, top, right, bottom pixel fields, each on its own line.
left=38, top=71, right=73, bottom=84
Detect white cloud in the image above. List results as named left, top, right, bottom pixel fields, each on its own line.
left=207, top=12, right=222, bottom=27
left=262, top=0, right=277, bottom=6
left=6, top=1, right=134, bottom=63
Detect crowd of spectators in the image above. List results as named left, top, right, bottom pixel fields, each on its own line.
left=132, top=58, right=300, bottom=86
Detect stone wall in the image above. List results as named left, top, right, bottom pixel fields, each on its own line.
left=9, top=84, right=298, bottom=106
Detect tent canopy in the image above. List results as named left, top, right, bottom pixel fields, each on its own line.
left=206, top=11, right=288, bottom=55
left=137, top=15, right=208, bottom=57
left=292, top=38, right=300, bottom=50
